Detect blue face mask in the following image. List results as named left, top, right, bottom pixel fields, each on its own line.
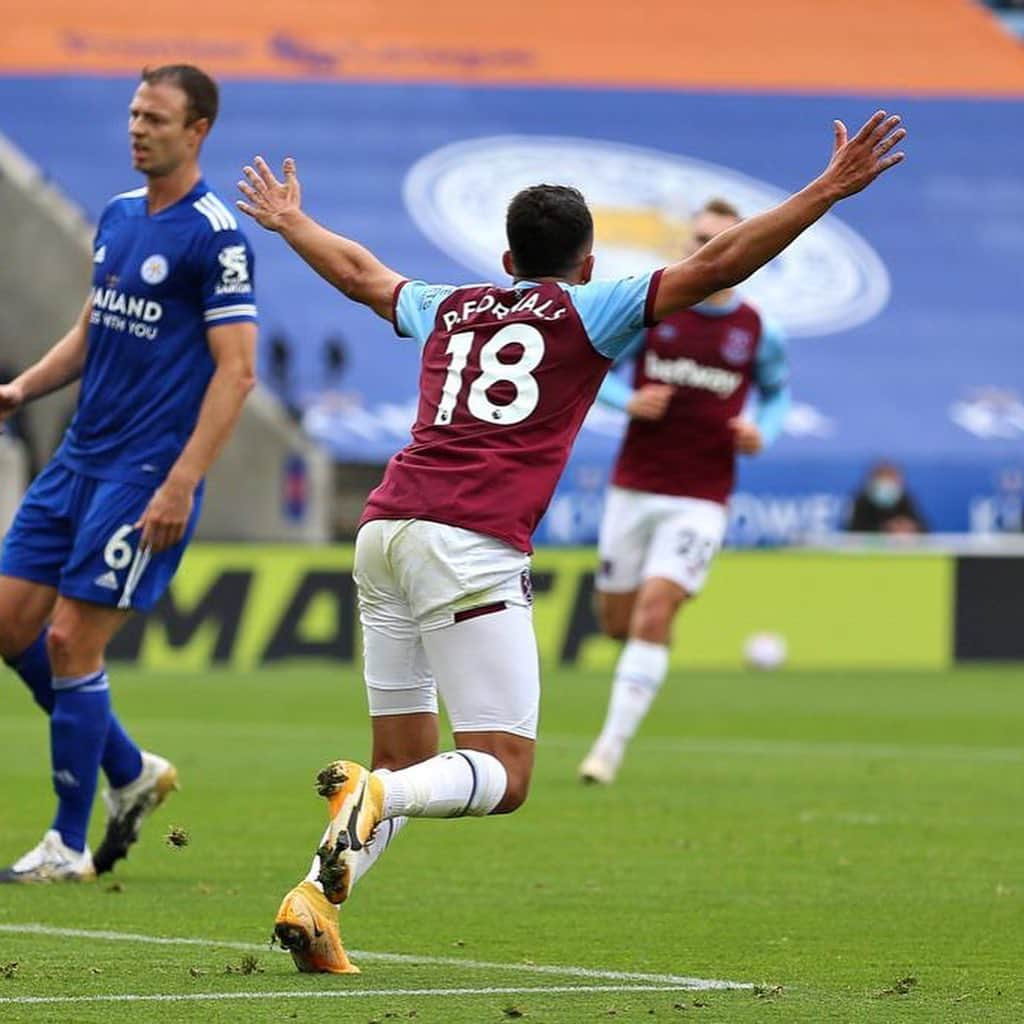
left=868, top=478, right=903, bottom=508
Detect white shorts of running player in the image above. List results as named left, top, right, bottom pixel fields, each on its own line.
left=355, top=519, right=539, bottom=739
left=597, top=486, right=728, bottom=595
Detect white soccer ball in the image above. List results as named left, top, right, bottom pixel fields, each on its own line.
left=743, top=631, right=787, bottom=671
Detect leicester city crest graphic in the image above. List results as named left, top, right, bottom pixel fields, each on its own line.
left=404, top=136, right=890, bottom=338
left=140, top=253, right=169, bottom=285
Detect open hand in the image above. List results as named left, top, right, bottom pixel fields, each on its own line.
left=627, top=383, right=674, bottom=421
left=236, top=156, right=303, bottom=232
left=819, top=111, right=906, bottom=200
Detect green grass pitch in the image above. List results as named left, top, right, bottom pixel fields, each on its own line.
left=0, top=664, right=1021, bottom=1022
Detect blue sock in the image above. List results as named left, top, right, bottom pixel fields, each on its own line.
left=6, top=632, right=142, bottom=788
left=102, top=713, right=144, bottom=789
left=4, top=631, right=55, bottom=713
left=50, top=670, right=112, bottom=853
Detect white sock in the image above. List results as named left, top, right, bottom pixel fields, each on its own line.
left=596, top=639, right=670, bottom=753
left=380, top=750, right=507, bottom=818
left=304, top=768, right=408, bottom=893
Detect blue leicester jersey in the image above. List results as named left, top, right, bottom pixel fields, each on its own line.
left=55, top=180, right=258, bottom=486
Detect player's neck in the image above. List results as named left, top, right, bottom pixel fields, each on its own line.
left=144, top=164, right=202, bottom=215
left=701, top=287, right=735, bottom=307
left=511, top=275, right=578, bottom=286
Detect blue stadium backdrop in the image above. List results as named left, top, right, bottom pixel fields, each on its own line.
left=1, top=76, right=1021, bottom=542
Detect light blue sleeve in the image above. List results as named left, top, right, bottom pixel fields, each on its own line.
left=394, top=280, right=457, bottom=346
left=569, top=271, right=660, bottom=359
left=596, top=368, right=633, bottom=412
left=753, top=317, right=791, bottom=446
left=594, top=330, right=646, bottom=410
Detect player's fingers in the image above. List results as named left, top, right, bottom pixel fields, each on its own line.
left=283, top=157, right=298, bottom=180
left=870, top=113, right=902, bottom=145
left=852, top=110, right=887, bottom=145
left=875, top=127, right=907, bottom=156
left=253, top=155, right=282, bottom=189
left=243, top=165, right=268, bottom=194
left=877, top=152, right=906, bottom=172
left=235, top=200, right=258, bottom=219
left=237, top=181, right=260, bottom=204
left=151, top=524, right=172, bottom=554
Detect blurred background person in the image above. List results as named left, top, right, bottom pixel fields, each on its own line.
left=846, top=460, right=927, bottom=534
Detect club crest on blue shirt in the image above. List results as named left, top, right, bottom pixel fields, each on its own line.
left=140, top=254, right=169, bottom=285
left=721, top=327, right=753, bottom=365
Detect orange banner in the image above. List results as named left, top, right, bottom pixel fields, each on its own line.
left=3, top=0, right=1023, bottom=95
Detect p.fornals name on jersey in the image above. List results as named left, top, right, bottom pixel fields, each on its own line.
left=440, top=288, right=569, bottom=332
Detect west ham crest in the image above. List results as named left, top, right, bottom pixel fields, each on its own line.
left=722, top=327, right=753, bottom=365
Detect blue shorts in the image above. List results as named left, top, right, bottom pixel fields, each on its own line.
left=0, top=460, right=202, bottom=612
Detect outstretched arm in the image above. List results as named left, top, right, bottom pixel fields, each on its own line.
left=652, top=111, right=906, bottom=321
left=0, top=295, right=92, bottom=425
left=236, top=157, right=403, bottom=321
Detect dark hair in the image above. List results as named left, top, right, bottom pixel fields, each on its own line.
left=701, top=197, right=742, bottom=221
left=506, top=185, right=593, bottom=278
left=140, top=64, right=219, bottom=128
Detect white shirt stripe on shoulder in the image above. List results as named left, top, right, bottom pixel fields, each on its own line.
left=112, top=186, right=148, bottom=201
left=193, top=192, right=238, bottom=232
left=194, top=194, right=229, bottom=231
left=203, top=192, right=238, bottom=230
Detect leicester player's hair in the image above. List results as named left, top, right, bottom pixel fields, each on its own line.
left=701, top=197, right=742, bottom=221
left=140, top=64, right=219, bottom=129
left=506, top=185, right=593, bottom=279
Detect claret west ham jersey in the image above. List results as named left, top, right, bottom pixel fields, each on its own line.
left=361, top=272, right=664, bottom=552
left=55, top=181, right=258, bottom=487
left=611, top=298, right=787, bottom=504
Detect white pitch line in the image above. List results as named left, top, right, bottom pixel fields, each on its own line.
left=545, top=733, right=1024, bottom=764
left=0, top=984, right=688, bottom=1007
left=0, top=923, right=751, bottom=991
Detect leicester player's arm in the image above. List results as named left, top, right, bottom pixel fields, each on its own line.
left=135, top=320, right=257, bottom=553
left=651, top=111, right=906, bottom=321
left=236, top=157, right=402, bottom=321
left=0, top=296, right=93, bottom=424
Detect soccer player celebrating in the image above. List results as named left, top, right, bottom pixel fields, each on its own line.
left=579, top=198, right=789, bottom=786
left=236, top=111, right=905, bottom=973
left=0, top=65, right=257, bottom=882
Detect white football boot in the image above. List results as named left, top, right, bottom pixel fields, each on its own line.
left=578, top=739, right=625, bottom=785
left=93, top=751, right=179, bottom=874
left=0, top=830, right=96, bottom=883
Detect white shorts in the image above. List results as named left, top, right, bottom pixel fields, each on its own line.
left=596, top=486, right=727, bottom=596
left=354, top=518, right=539, bottom=739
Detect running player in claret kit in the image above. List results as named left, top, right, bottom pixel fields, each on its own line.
left=236, top=111, right=905, bottom=973
left=0, top=65, right=257, bottom=882
left=579, top=198, right=790, bottom=786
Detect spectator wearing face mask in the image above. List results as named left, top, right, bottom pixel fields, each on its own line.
left=846, top=461, right=928, bottom=534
